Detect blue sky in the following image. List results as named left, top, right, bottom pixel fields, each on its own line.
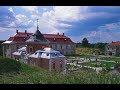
left=0, top=6, right=120, bottom=43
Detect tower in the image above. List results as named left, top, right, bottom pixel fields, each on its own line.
left=25, top=19, right=49, bottom=54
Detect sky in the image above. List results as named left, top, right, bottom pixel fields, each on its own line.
left=0, top=6, right=120, bottom=43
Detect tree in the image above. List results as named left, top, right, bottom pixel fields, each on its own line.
left=94, top=43, right=107, bottom=55
left=0, top=44, right=3, bottom=56
left=81, top=38, right=89, bottom=47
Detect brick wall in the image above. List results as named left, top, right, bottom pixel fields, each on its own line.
left=28, top=57, right=66, bottom=72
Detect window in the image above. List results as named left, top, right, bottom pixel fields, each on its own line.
left=66, top=45, right=67, bottom=49
left=60, top=61, right=62, bottom=69
left=61, top=45, right=62, bottom=49
left=53, top=38, right=55, bottom=41
left=16, top=45, right=19, bottom=49
left=6, top=45, right=9, bottom=49
left=55, top=53, right=57, bottom=56
left=50, top=45, right=52, bottom=48
left=47, top=53, right=49, bottom=56
left=66, top=51, right=68, bottom=55
left=29, top=47, right=33, bottom=52
left=42, top=46, right=45, bottom=49
left=53, top=62, right=55, bottom=69
left=55, top=44, right=57, bottom=49
left=64, top=39, right=66, bottom=41
left=68, top=45, right=71, bottom=49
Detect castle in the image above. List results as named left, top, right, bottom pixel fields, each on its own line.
left=2, top=19, right=75, bottom=71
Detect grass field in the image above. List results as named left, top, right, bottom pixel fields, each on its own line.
left=76, top=47, right=101, bottom=55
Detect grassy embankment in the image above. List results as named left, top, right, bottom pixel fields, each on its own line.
left=1, top=56, right=120, bottom=84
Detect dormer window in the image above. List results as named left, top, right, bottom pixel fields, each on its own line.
left=39, top=52, right=42, bottom=55
left=64, top=38, right=66, bottom=41
left=47, top=53, right=49, bottom=56
left=55, top=53, right=57, bottom=56
left=24, top=38, right=26, bottom=41
left=53, top=38, right=55, bottom=41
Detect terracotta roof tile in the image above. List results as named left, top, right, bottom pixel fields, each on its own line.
left=108, top=42, right=120, bottom=46
left=7, top=32, right=75, bottom=44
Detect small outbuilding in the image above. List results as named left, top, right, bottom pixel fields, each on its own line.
left=28, top=47, right=66, bottom=72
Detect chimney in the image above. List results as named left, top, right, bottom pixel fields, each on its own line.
left=25, top=30, right=27, bottom=33
left=63, top=33, right=64, bottom=36
left=16, top=29, right=18, bottom=33
left=57, top=33, right=59, bottom=35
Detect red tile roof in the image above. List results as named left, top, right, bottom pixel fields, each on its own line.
left=7, top=32, right=75, bottom=44
left=43, top=34, right=68, bottom=38
left=8, top=37, right=14, bottom=41
left=14, top=32, right=32, bottom=37
left=108, top=42, right=120, bottom=46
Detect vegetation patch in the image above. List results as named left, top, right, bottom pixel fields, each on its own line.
left=1, top=56, right=120, bottom=84
left=0, top=56, right=21, bottom=74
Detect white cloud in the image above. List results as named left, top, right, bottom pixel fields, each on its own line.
left=8, top=7, right=15, bottom=16
left=13, top=14, right=33, bottom=28
left=42, top=6, right=88, bottom=22
left=43, top=8, right=47, bottom=11
left=27, top=17, right=63, bottom=34
left=98, top=22, right=120, bottom=30
left=42, top=6, right=89, bottom=30
left=21, top=6, right=38, bottom=14
left=0, top=27, right=15, bottom=32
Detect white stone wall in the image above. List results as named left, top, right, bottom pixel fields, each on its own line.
left=3, top=43, right=26, bottom=58
left=50, top=43, right=76, bottom=55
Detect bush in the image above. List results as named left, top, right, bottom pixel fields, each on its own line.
left=0, top=56, right=21, bottom=74
left=114, top=63, right=120, bottom=69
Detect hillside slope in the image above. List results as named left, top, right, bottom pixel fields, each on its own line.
left=0, top=56, right=120, bottom=84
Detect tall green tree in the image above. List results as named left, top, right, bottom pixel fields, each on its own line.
left=82, top=38, right=89, bottom=47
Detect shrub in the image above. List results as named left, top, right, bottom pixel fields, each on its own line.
left=0, top=56, right=21, bottom=74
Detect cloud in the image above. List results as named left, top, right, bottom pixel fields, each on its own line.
left=21, top=6, right=38, bottom=14
left=43, top=8, right=47, bottom=11
left=1, top=6, right=120, bottom=43
left=98, top=22, right=120, bottom=31
left=0, top=7, right=15, bottom=28
left=42, top=6, right=88, bottom=22
left=15, top=14, right=34, bottom=29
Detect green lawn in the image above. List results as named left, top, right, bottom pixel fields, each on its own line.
left=78, top=61, right=116, bottom=68
left=101, top=57, right=120, bottom=62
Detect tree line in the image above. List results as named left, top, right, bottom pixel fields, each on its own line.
left=76, top=38, right=107, bottom=54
